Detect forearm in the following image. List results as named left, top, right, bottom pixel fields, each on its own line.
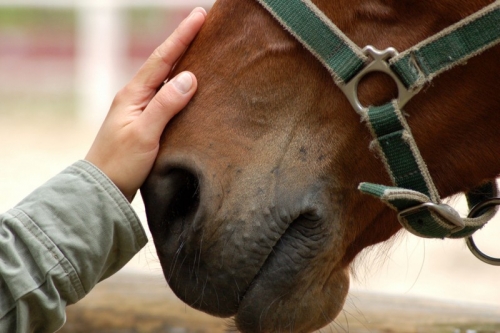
left=0, top=160, right=147, bottom=332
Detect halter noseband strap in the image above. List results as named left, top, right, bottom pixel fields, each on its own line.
left=256, top=0, right=500, bottom=239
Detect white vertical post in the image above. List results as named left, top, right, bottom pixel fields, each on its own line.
left=75, top=0, right=127, bottom=126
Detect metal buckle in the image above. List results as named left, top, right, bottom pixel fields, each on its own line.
left=398, top=202, right=465, bottom=233
left=340, top=46, right=422, bottom=115
left=466, top=198, right=500, bottom=266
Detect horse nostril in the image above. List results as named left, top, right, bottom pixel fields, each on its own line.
left=142, top=167, right=202, bottom=239
left=163, top=168, right=200, bottom=224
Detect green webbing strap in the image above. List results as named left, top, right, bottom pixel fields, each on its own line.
left=255, top=0, right=367, bottom=84
left=390, top=2, right=500, bottom=89
left=359, top=101, right=497, bottom=238
left=363, top=101, right=438, bottom=200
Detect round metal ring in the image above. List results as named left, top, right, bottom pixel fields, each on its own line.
left=339, top=46, right=422, bottom=116
left=465, top=198, right=500, bottom=266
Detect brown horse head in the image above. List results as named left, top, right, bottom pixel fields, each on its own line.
left=142, top=0, right=500, bottom=332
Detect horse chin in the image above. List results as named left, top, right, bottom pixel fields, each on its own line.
left=235, top=261, right=350, bottom=333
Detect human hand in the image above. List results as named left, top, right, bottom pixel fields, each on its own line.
left=85, top=7, right=207, bottom=201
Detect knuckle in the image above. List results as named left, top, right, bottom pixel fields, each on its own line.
left=153, top=35, right=189, bottom=66
left=171, top=31, right=189, bottom=49
left=152, top=93, right=174, bottom=112
left=156, top=86, right=186, bottom=109
left=111, top=89, right=126, bottom=107
left=161, top=83, right=180, bottom=100
left=127, top=123, right=154, bottom=149
left=151, top=46, right=164, bottom=61
left=152, top=43, right=173, bottom=66
left=129, top=123, right=145, bottom=141
left=148, top=91, right=183, bottom=121
left=114, top=86, right=132, bottom=103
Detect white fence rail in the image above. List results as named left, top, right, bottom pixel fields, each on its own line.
left=0, top=0, right=215, bottom=124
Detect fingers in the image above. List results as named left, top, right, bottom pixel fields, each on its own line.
left=130, top=7, right=206, bottom=95
left=136, top=71, right=198, bottom=138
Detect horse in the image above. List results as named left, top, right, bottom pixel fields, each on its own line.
left=141, top=0, right=500, bottom=332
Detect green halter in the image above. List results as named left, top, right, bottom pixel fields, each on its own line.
left=256, top=0, right=500, bottom=239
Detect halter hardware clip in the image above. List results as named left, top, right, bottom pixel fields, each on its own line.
left=340, top=46, right=422, bottom=115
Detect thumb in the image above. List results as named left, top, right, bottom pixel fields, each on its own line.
left=138, top=71, right=198, bottom=138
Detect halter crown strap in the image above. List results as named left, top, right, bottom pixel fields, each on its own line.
left=256, top=0, right=500, bottom=238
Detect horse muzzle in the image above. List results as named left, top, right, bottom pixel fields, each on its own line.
left=141, top=154, right=348, bottom=332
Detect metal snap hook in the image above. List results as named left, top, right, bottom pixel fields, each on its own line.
left=340, top=46, right=422, bottom=115
left=465, top=198, right=500, bottom=266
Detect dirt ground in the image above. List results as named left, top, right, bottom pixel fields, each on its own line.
left=2, top=115, right=500, bottom=332
left=60, top=271, right=500, bottom=333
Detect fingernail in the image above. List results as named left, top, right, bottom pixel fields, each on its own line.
left=188, top=7, right=206, bottom=20
left=191, top=7, right=207, bottom=17
left=172, top=72, right=193, bottom=94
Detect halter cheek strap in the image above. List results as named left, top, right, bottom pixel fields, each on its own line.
left=256, top=0, right=500, bottom=239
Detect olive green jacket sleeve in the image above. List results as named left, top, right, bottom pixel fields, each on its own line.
left=0, top=160, right=148, bottom=333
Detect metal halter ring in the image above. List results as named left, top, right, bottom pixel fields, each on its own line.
left=340, top=46, right=423, bottom=116
left=465, top=198, right=500, bottom=266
